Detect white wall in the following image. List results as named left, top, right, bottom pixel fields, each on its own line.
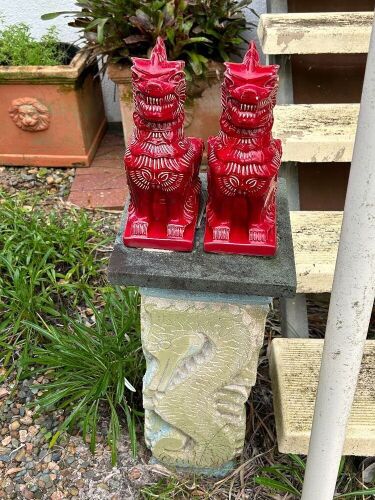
left=0, top=0, right=121, bottom=121
left=0, top=0, right=265, bottom=122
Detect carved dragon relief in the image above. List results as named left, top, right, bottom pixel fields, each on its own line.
left=141, top=296, right=269, bottom=469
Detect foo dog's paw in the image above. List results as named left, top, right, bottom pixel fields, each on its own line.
left=213, top=225, right=230, bottom=241
left=167, top=224, right=185, bottom=239
left=249, top=226, right=267, bottom=243
left=131, top=220, right=148, bottom=236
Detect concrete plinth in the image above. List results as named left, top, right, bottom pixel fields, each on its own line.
left=141, top=289, right=270, bottom=474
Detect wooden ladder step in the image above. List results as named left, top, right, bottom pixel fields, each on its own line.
left=258, top=12, right=373, bottom=55
left=270, top=338, right=375, bottom=455
left=274, top=104, right=359, bottom=163
left=291, top=211, right=341, bottom=294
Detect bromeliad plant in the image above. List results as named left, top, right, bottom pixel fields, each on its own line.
left=42, top=0, right=254, bottom=80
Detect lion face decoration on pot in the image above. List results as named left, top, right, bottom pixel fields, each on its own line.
left=204, top=42, right=282, bottom=256
left=9, top=97, right=50, bottom=132
left=123, top=37, right=203, bottom=251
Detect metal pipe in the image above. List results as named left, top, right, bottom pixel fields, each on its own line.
left=301, top=13, right=375, bottom=500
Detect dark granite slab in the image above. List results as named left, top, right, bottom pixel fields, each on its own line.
left=108, top=178, right=296, bottom=298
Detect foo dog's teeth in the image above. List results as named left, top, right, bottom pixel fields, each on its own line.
left=239, top=103, right=257, bottom=112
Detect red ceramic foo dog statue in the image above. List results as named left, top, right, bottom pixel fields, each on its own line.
left=123, top=37, right=203, bottom=251
left=204, top=42, right=281, bottom=256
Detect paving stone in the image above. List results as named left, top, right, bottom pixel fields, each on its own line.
left=68, top=188, right=128, bottom=210
left=67, top=129, right=126, bottom=209
left=70, top=171, right=126, bottom=192
left=89, top=157, right=123, bottom=169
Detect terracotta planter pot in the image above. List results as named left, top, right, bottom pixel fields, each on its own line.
left=0, top=51, right=107, bottom=167
left=108, top=61, right=224, bottom=155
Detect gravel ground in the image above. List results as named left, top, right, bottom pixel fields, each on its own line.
left=0, top=371, right=166, bottom=500
left=0, top=167, right=75, bottom=199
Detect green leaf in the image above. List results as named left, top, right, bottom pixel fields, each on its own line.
left=335, top=488, right=375, bottom=498
left=185, top=50, right=203, bottom=75
left=41, top=11, right=80, bottom=21
left=49, top=430, right=61, bottom=448
left=85, top=17, right=109, bottom=44
left=180, top=36, right=211, bottom=47
left=254, top=477, right=300, bottom=495
left=289, top=454, right=306, bottom=470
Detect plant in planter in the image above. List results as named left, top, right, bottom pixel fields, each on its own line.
left=44, top=0, right=254, bottom=148
left=0, top=20, right=106, bottom=167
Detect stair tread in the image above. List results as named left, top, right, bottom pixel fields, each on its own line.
left=275, top=104, right=359, bottom=163
left=258, top=12, right=373, bottom=55
left=290, top=211, right=341, bottom=294
left=270, top=338, right=375, bottom=455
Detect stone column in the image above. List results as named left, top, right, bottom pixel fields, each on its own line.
left=140, top=288, right=270, bottom=476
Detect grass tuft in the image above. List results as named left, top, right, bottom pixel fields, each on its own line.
left=0, top=190, right=143, bottom=461
left=0, top=191, right=107, bottom=360
left=22, top=287, right=143, bottom=464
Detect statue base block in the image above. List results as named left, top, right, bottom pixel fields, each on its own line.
left=204, top=226, right=276, bottom=256
left=123, top=217, right=198, bottom=252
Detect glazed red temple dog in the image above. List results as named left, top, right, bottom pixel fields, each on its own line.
left=123, top=37, right=203, bottom=251
left=204, top=42, right=282, bottom=256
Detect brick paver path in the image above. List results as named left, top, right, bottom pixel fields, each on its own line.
left=68, top=128, right=128, bottom=210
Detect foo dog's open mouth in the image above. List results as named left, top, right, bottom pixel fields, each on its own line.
left=228, top=97, right=270, bottom=121
left=139, top=93, right=177, bottom=114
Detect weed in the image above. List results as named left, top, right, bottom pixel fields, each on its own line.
left=141, top=477, right=206, bottom=499
left=255, top=454, right=375, bottom=499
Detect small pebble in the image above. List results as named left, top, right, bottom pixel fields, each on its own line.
left=51, top=492, right=64, bottom=500
left=20, top=416, right=32, bottom=426
left=11, top=438, right=19, bottom=447
left=28, top=426, right=39, bottom=437
left=51, top=451, right=61, bottom=462
left=1, top=436, right=11, bottom=447
left=14, top=448, right=26, bottom=462
left=19, top=430, right=28, bottom=443
left=0, top=388, right=9, bottom=400
left=23, top=488, right=34, bottom=499
left=9, top=421, right=20, bottom=431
